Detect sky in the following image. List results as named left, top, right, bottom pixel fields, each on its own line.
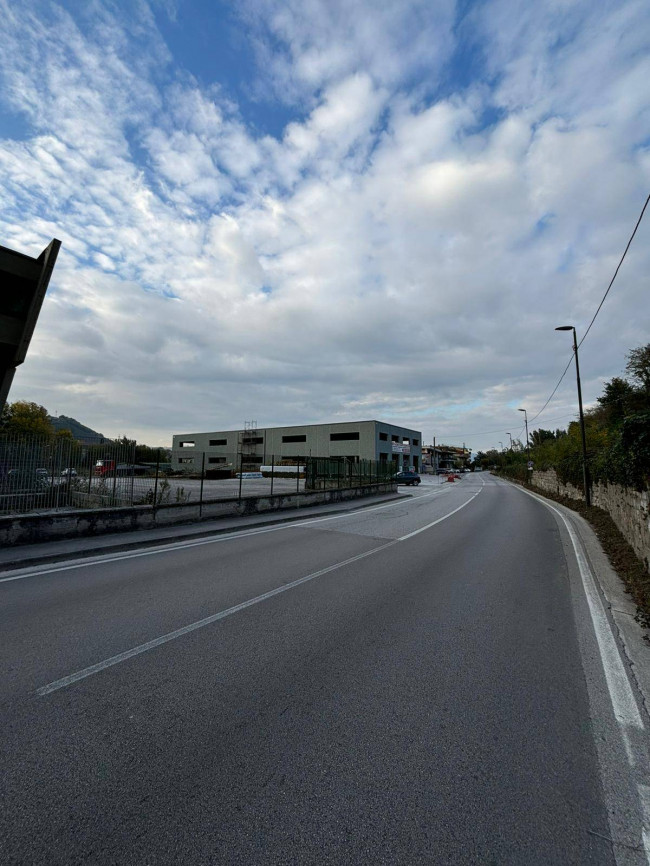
left=1, top=0, right=649, bottom=452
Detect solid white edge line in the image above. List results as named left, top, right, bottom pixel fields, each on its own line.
left=516, top=484, right=644, bottom=730
left=36, top=539, right=399, bottom=696
left=1, top=484, right=454, bottom=583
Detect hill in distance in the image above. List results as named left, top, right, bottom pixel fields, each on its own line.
left=49, top=415, right=109, bottom=443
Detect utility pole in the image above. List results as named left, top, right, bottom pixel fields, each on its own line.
left=518, top=408, right=530, bottom=462
left=555, top=325, right=591, bottom=506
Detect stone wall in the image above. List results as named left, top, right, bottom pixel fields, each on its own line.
left=0, top=483, right=397, bottom=548
left=531, top=469, right=649, bottom=569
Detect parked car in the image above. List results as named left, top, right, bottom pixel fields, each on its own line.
left=394, top=470, right=421, bottom=486
left=5, top=469, right=50, bottom=490
left=61, top=468, right=78, bottom=477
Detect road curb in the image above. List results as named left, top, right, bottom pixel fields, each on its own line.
left=0, top=493, right=408, bottom=573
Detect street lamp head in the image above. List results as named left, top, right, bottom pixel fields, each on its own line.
left=555, top=325, right=573, bottom=331
left=518, top=408, right=526, bottom=413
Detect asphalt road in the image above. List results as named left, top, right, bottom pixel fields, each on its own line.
left=1, top=474, right=648, bottom=864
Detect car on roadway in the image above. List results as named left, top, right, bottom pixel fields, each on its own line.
left=61, top=468, right=78, bottom=477
left=394, top=470, right=421, bottom=486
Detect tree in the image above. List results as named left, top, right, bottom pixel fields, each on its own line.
left=596, top=377, right=636, bottom=423
left=626, top=344, right=650, bottom=405
left=1, top=401, right=54, bottom=436
left=530, top=429, right=556, bottom=447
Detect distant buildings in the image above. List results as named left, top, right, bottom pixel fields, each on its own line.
left=172, top=420, right=422, bottom=473
left=421, top=444, right=471, bottom=473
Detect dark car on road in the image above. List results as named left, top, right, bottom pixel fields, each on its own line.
left=394, top=470, right=421, bottom=486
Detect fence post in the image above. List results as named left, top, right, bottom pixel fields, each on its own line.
left=238, top=451, right=243, bottom=504
left=270, top=455, right=274, bottom=496
left=130, top=440, right=136, bottom=505
left=153, top=450, right=160, bottom=513
left=199, top=451, right=205, bottom=517
left=296, top=456, right=300, bottom=495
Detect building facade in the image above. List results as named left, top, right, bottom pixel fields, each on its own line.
left=421, top=444, right=471, bottom=473
left=172, top=420, right=422, bottom=473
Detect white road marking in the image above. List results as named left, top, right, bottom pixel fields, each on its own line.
left=35, top=481, right=484, bottom=696
left=0, top=483, right=457, bottom=583
left=517, top=486, right=644, bottom=730
left=398, top=487, right=482, bottom=540
left=638, top=785, right=650, bottom=864
left=36, top=539, right=399, bottom=696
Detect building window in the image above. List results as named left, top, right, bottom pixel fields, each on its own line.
left=208, top=457, right=226, bottom=464
left=178, top=457, right=194, bottom=464
left=379, top=433, right=388, bottom=441
left=209, top=439, right=227, bottom=446
left=330, top=432, right=360, bottom=441
left=412, top=439, right=419, bottom=446
left=244, top=436, right=264, bottom=444
left=282, top=434, right=307, bottom=443
left=402, top=438, right=410, bottom=445
left=391, top=435, right=399, bottom=443
left=179, top=441, right=195, bottom=448
left=379, top=452, right=388, bottom=461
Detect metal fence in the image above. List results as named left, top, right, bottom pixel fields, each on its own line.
left=0, top=436, right=397, bottom=518
left=0, top=434, right=173, bottom=516
left=305, top=457, right=394, bottom=490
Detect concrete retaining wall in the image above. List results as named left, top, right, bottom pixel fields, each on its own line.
left=531, top=469, right=649, bottom=569
left=0, top=483, right=397, bottom=548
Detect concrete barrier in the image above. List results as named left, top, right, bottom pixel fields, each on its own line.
left=0, top=483, right=397, bottom=548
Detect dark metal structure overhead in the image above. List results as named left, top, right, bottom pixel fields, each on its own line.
left=0, top=238, right=61, bottom=412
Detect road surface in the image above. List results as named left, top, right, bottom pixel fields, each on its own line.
left=1, top=474, right=648, bottom=864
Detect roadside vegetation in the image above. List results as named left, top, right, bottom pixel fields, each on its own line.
left=0, top=400, right=170, bottom=464
left=476, top=344, right=650, bottom=492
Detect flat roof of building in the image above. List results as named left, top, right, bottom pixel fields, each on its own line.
left=174, top=419, right=422, bottom=435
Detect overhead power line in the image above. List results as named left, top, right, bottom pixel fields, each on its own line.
left=529, top=192, right=650, bottom=425
left=528, top=356, right=574, bottom=424
left=578, top=193, right=650, bottom=350
left=451, top=413, right=576, bottom=440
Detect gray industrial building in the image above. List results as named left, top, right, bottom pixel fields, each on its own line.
left=171, top=420, right=422, bottom=472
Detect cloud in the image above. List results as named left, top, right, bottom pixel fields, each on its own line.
left=0, top=0, right=648, bottom=450
left=238, top=0, right=456, bottom=103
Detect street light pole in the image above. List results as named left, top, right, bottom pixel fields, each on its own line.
left=518, top=408, right=529, bottom=461
left=555, top=325, right=591, bottom=506
left=507, top=432, right=513, bottom=451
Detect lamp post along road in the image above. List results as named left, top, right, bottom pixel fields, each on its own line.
left=556, top=325, right=591, bottom=506
left=518, top=408, right=530, bottom=463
